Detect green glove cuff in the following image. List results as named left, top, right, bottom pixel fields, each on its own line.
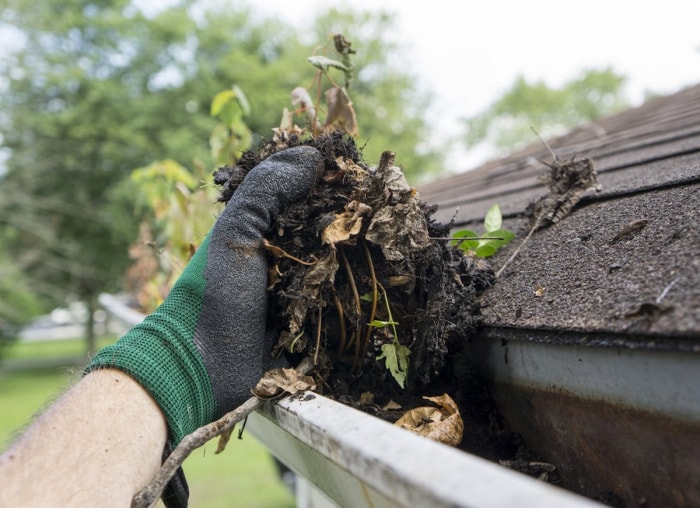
left=86, top=236, right=218, bottom=445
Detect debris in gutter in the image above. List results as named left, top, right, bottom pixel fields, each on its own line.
left=499, top=459, right=558, bottom=482
left=394, top=393, right=464, bottom=447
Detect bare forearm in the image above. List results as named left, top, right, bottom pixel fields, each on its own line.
left=0, top=369, right=167, bottom=507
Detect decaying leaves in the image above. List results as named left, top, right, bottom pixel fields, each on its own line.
left=215, top=131, right=492, bottom=404
left=322, top=201, right=371, bottom=247
left=394, top=394, right=464, bottom=447
left=252, top=368, right=316, bottom=399
left=325, top=86, right=358, bottom=137
left=365, top=152, right=432, bottom=261
left=528, top=155, right=601, bottom=229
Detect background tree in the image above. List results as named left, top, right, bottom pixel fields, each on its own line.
left=463, top=67, right=629, bottom=157
left=0, top=0, right=440, bottom=354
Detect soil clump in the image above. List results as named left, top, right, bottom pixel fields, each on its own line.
left=214, top=131, right=536, bottom=471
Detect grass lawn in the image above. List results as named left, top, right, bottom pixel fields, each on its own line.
left=0, top=338, right=295, bottom=508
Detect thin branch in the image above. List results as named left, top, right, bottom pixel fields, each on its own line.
left=495, top=215, right=543, bottom=278
left=331, top=286, right=347, bottom=357
left=340, top=248, right=362, bottom=353
left=314, top=306, right=322, bottom=365
left=131, top=396, right=262, bottom=508
left=132, top=359, right=316, bottom=508
left=358, top=240, right=378, bottom=370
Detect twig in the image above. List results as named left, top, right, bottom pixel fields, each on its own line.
left=262, top=238, right=318, bottom=266
left=132, top=360, right=316, bottom=508
left=341, top=248, right=362, bottom=353
left=331, top=287, right=347, bottom=357
left=495, top=215, right=543, bottom=278
left=358, top=240, right=378, bottom=370
left=656, top=277, right=680, bottom=303
left=131, top=396, right=262, bottom=508
left=314, top=306, right=323, bottom=365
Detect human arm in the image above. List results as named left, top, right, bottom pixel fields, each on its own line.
left=0, top=146, right=324, bottom=507
left=0, top=369, right=167, bottom=507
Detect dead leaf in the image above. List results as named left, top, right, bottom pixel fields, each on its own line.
left=529, top=155, right=600, bottom=229
left=365, top=153, right=432, bottom=261
left=533, top=283, right=546, bottom=297
left=322, top=201, right=371, bottom=247
left=382, top=400, right=402, bottom=411
left=325, top=86, right=358, bottom=136
left=286, top=251, right=339, bottom=334
left=252, top=368, right=316, bottom=399
left=394, top=394, right=463, bottom=446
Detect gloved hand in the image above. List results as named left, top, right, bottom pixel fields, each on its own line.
left=86, top=146, right=323, bottom=505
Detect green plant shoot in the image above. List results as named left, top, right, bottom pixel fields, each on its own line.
left=377, top=343, right=411, bottom=388
left=366, top=286, right=410, bottom=388
left=451, top=204, right=515, bottom=258
left=210, top=84, right=252, bottom=165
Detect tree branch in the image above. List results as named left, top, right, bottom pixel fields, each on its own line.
left=131, top=396, right=262, bottom=508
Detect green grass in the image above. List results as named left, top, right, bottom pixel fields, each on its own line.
left=0, top=339, right=295, bottom=508
left=3, top=336, right=117, bottom=362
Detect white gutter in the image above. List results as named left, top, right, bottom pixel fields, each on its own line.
left=248, top=392, right=602, bottom=508
left=99, top=294, right=602, bottom=507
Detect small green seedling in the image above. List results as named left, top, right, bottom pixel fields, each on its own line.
left=364, top=288, right=410, bottom=388
left=451, top=204, right=515, bottom=258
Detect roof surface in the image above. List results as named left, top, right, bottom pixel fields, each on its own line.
left=420, top=84, right=700, bottom=349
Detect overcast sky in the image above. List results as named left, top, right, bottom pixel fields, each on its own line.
left=3, top=1, right=699, bottom=171
left=254, top=0, right=700, bottom=169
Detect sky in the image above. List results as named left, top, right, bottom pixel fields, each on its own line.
left=253, top=0, right=700, bottom=170
left=2, top=0, right=699, bottom=171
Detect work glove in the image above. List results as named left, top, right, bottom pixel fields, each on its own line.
left=86, top=146, right=323, bottom=507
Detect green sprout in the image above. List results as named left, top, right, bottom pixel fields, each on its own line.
left=364, top=286, right=410, bottom=388
left=451, top=204, right=515, bottom=258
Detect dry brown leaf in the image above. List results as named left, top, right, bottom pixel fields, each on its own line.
left=533, top=283, right=546, bottom=297
left=324, top=86, right=358, bottom=136
left=529, top=156, right=600, bottom=229
left=322, top=211, right=364, bottom=246
left=394, top=394, right=463, bottom=446
left=252, top=368, right=316, bottom=399
left=286, top=251, right=339, bottom=334
left=382, top=400, right=402, bottom=411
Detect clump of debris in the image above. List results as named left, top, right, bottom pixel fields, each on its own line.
left=214, top=131, right=495, bottom=412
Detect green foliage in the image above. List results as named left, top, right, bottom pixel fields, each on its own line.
left=307, top=9, right=443, bottom=181
left=367, top=286, right=409, bottom=388
left=464, top=68, right=629, bottom=156
left=0, top=1, right=443, bottom=338
left=452, top=204, right=515, bottom=258
left=209, top=85, right=253, bottom=165
left=377, top=343, right=411, bottom=389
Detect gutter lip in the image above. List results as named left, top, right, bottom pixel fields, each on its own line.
left=249, top=392, right=603, bottom=508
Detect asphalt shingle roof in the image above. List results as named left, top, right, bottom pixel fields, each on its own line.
left=420, top=84, right=700, bottom=347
